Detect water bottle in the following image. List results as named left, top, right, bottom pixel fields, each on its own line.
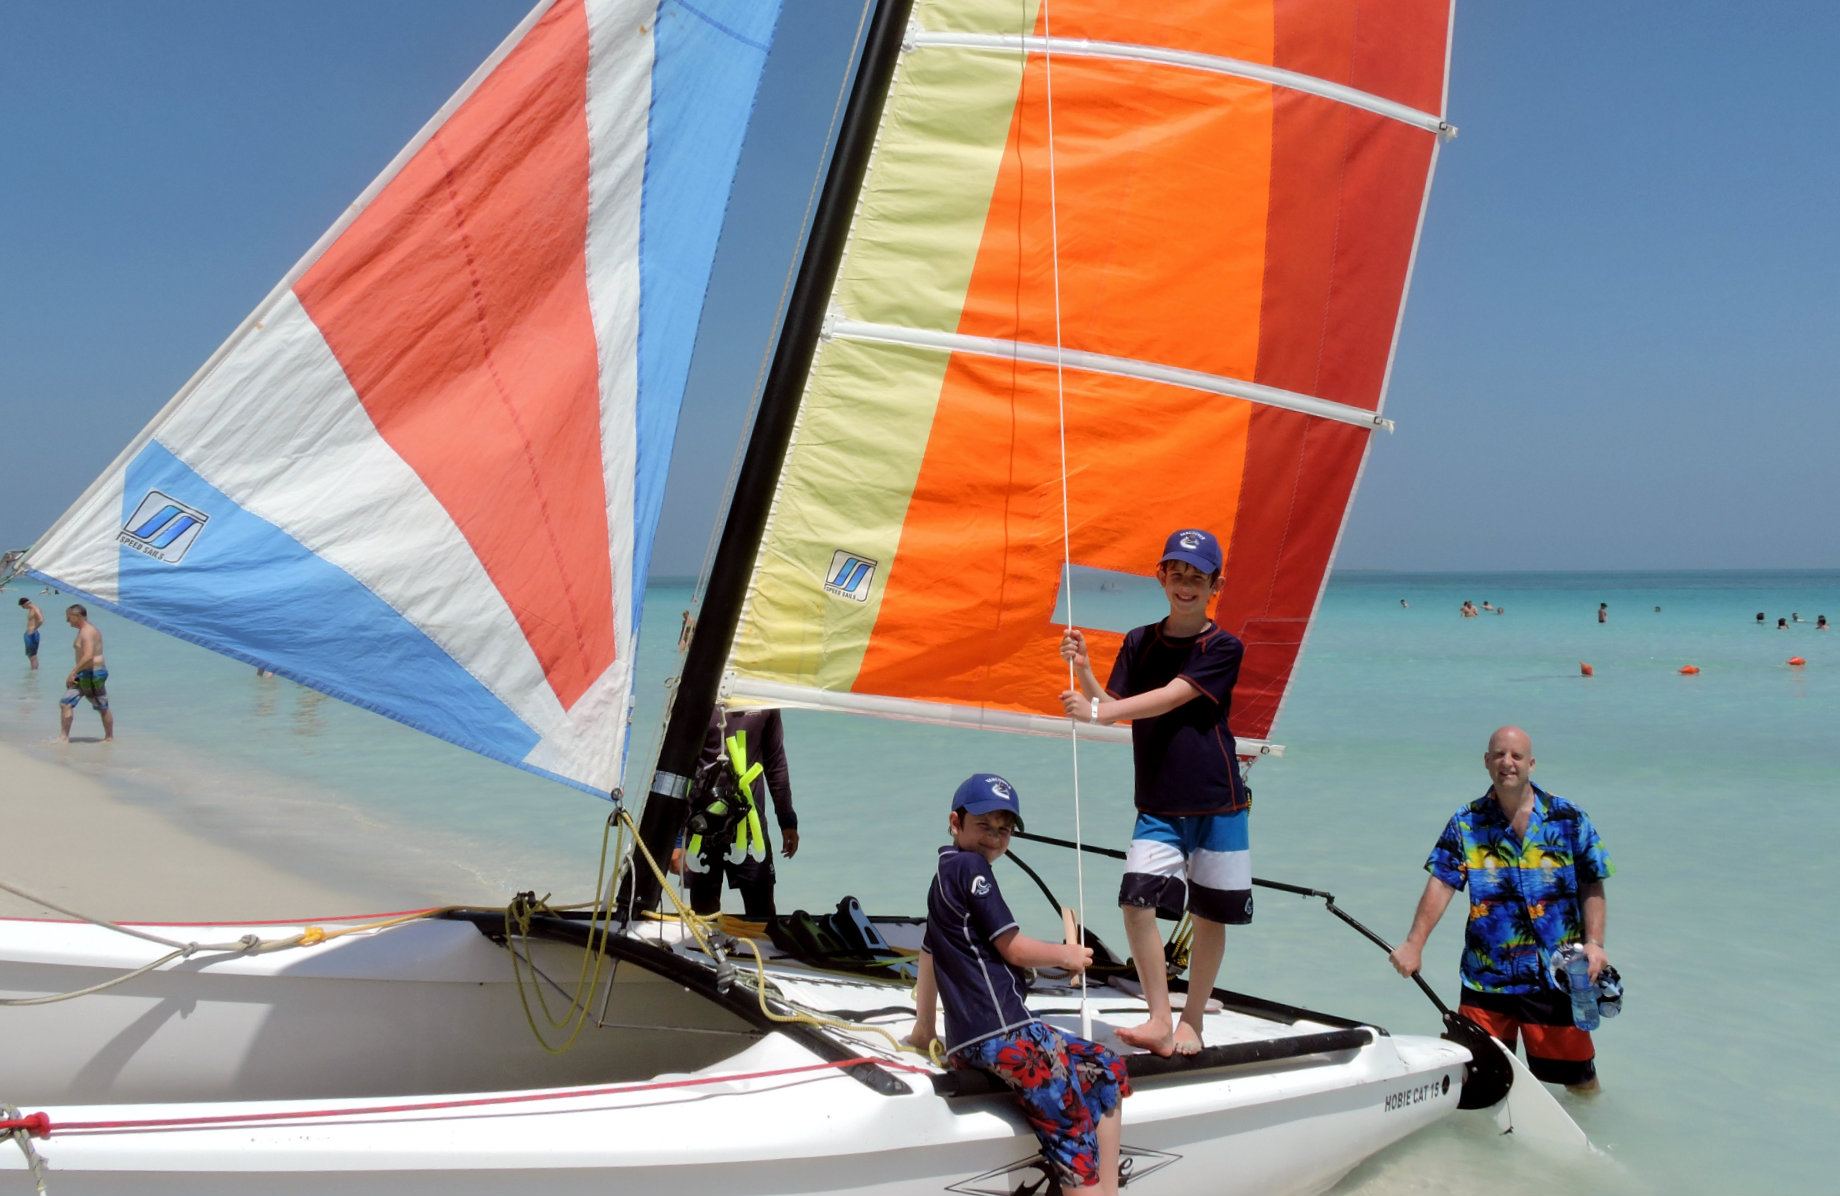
left=1554, top=945, right=1600, bottom=1030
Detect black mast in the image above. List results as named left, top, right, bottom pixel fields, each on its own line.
left=626, top=0, right=917, bottom=914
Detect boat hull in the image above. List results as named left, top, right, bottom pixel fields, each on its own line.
left=0, top=914, right=1468, bottom=1194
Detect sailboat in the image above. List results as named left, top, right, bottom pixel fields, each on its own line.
left=2, top=0, right=1491, bottom=1191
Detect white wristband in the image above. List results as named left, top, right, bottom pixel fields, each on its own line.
left=1089, top=696, right=1100, bottom=724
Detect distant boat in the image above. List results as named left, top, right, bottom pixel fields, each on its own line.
left=5, top=1, right=1502, bottom=1191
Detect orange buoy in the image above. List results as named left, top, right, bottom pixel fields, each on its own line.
left=1579, top=662, right=1594, bottom=677
left=1788, top=657, right=1807, bottom=667
left=1678, top=664, right=1700, bottom=675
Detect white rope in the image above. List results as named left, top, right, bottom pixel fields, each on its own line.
left=1038, top=0, right=1093, bottom=1043
left=0, top=878, right=424, bottom=1006
left=2, top=1104, right=50, bottom=1195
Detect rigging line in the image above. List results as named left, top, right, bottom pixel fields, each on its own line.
left=1037, top=0, right=1092, bottom=1042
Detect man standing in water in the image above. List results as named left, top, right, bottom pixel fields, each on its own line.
left=1389, top=726, right=1614, bottom=1092
left=18, top=597, right=43, bottom=670
left=59, top=604, right=113, bottom=742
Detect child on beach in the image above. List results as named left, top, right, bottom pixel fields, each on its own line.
left=1059, top=528, right=1248, bottom=1057
left=907, top=773, right=1130, bottom=1194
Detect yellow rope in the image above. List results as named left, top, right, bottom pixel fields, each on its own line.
left=502, top=810, right=624, bottom=1054
left=614, top=811, right=929, bottom=1061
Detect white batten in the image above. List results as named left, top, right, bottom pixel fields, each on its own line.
left=724, top=677, right=1284, bottom=757
left=908, top=30, right=1454, bottom=136
left=828, top=319, right=1392, bottom=433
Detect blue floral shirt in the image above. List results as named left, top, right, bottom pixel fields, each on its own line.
left=1426, top=786, right=1614, bottom=995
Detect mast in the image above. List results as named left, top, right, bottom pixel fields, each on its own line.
left=627, top=0, right=918, bottom=914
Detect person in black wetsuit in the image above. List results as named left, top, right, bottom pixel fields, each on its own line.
left=671, top=707, right=799, bottom=919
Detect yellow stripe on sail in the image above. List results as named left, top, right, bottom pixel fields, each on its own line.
left=730, top=3, right=1043, bottom=696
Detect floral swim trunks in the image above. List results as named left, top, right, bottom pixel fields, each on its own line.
left=953, top=1021, right=1131, bottom=1188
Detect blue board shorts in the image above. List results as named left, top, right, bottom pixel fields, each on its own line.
left=61, top=668, right=109, bottom=710
left=23, top=631, right=39, bottom=658
left=953, top=1021, right=1130, bottom=1188
left=1119, top=810, right=1252, bottom=924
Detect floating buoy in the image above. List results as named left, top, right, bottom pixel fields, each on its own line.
left=1678, top=664, right=1700, bottom=675
left=1788, top=657, right=1807, bottom=667
left=1579, top=662, right=1594, bottom=677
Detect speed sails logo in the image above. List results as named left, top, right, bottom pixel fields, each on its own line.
left=120, top=491, right=209, bottom=563
left=823, top=549, right=877, bottom=602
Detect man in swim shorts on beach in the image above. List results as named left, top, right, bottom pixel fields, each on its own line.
left=1388, top=726, right=1614, bottom=1092
left=60, top=604, right=113, bottom=742
left=19, top=597, right=42, bottom=671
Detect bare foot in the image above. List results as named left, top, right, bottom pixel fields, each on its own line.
left=1116, top=1019, right=1176, bottom=1057
left=1173, top=1023, right=1204, bottom=1056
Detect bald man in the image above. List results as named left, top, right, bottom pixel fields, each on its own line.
left=1389, top=727, right=1614, bottom=1092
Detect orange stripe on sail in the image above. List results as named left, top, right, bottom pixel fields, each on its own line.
left=296, top=0, right=612, bottom=711
left=852, top=360, right=1251, bottom=709
left=1041, top=1, right=1274, bottom=71
left=957, top=52, right=1274, bottom=382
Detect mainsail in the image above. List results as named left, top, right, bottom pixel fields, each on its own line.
left=723, top=0, right=1453, bottom=748
left=22, top=0, right=782, bottom=794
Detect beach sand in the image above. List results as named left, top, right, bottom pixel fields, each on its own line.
left=0, top=739, right=481, bottom=922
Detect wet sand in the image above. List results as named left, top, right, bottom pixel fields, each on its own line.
left=0, top=739, right=457, bottom=922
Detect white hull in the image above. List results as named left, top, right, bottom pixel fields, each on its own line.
left=1, top=913, right=1469, bottom=1193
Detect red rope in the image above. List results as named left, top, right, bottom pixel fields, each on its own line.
left=5, top=1056, right=930, bottom=1139
left=0, top=1111, right=50, bottom=1139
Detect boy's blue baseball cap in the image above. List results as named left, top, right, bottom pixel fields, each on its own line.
left=952, top=773, right=1024, bottom=830
left=1160, top=528, right=1222, bottom=574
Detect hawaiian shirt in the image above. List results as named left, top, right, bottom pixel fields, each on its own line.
left=1425, top=786, right=1614, bottom=994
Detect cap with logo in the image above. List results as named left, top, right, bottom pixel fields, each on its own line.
left=951, top=772, right=1024, bottom=831
left=1160, top=528, right=1221, bottom=574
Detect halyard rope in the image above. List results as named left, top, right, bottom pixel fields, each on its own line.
left=1039, top=0, right=1094, bottom=1042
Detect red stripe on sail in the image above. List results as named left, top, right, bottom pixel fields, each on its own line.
left=1215, top=411, right=1368, bottom=739
left=1274, top=0, right=1449, bottom=116
left=1216, top=22, right=1441, bottom=739
left=295, top=0, right=611, bottom=710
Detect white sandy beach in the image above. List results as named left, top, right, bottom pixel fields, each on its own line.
left=0, top=739, right=497, bottom=922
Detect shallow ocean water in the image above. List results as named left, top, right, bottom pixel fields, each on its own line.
left=4, top=568, right=1835, bottom=1193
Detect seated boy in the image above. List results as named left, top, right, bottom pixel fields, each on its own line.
left=907, top=773, right=1130, bottom=1195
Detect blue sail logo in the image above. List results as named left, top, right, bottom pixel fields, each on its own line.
left=823, top=549, right=877, bottom=602
left=119, top=490, right=209, bottom=563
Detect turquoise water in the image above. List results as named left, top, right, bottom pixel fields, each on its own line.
left=4, top=570, right=1836, bottom=1192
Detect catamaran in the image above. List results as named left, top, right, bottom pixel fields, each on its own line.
left=1, top=1, right=1524, bottom=1191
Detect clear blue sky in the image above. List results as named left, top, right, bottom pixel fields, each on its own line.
left=3, top=2, right=1833, bottom=576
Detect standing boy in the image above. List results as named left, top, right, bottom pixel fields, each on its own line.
left=907, top=773, right=1130, bottom=1194
left=60, top=604, right=113, bottom=742
left=18, top=597, right=42, bottom=670
left=1059, top=528, right=1247, bottom=1057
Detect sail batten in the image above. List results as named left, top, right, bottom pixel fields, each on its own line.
left=907, top=32, right=1450, bottom=133
left=726, top=0, right=1452, bottom=749
left=828, top=320, right=1396, bottom=431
